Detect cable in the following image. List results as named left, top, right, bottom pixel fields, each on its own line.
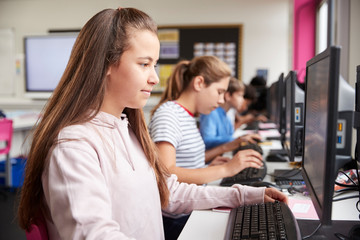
left=335, top=181, right=357, bottom=188
left=302, top=223, right=322, bottom=239
left=334, top=232, right=351, bottom=240
left=337, top=170, right=358, bottom=186
left=333, top=195, right=360, bottom=202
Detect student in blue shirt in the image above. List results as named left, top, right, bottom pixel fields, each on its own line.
left=200, top=77, right=261, bottom=150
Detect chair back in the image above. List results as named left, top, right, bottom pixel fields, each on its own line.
left=0, top=118, right=13, bottom=155
left=25, top=214, right=49, bottom=240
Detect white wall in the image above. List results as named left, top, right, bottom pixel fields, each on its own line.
left=348, top=0, right=360, bottom=88
left=0, top=0, right=291, bottom=103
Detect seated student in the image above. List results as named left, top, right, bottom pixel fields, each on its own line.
left=248, top=75, right=268, bottom=114
left=232, top=84, right=268, bottom=129
left=199, top=77, right=261, bottom=150
left=16, top=8, right=288, bottom=240
left=148, top=56, right=267, bottom=239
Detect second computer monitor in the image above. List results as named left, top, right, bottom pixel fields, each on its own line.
left=284, top=71, right=304, bottom=162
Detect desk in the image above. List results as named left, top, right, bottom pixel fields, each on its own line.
left=178, top=146, right=360, bottom=239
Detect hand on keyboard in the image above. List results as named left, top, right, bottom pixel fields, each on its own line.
left=226, top=149, right=263, bottom=177
left=264, top=188, right=288, bottom=204
left=239, top=133, right=262, bottom=144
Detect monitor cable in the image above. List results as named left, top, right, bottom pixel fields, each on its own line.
left=302, top=222, right=322, bottom=240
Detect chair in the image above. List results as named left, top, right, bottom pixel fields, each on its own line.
left=25, top=214, right=49, bottom=240
left=0, top=118, right=13, bottom=187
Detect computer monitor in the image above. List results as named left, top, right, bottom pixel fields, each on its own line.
left=267, top=73, right=285, bottom=137
left=302, top=46, right=353, bottom=228
left=284, top=71, right=304, bottom=162
left=24, top=34, right=78, bottom=99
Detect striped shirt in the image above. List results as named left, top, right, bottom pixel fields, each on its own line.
left=148, top=101, right=205, bottom=169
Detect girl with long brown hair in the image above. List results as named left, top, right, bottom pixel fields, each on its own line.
left=18, top=7, right=287, bottom=239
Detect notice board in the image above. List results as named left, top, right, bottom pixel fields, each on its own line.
left=155, top=24, right=243, bottom=92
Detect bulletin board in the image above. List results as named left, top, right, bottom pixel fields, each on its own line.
left=155, top=24, right=243, bottom=92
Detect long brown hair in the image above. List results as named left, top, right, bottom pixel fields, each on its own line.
left=18, top=7, right=169, bottom=231
left=151, top=55, right=232, bottom=116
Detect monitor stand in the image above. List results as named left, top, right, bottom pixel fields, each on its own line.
left=266, top=149, right=288, bottom=162
left=297, top=219, right=360, bottom=239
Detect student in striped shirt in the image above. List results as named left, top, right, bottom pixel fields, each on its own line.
left=148, top=56, right=264, bottom=239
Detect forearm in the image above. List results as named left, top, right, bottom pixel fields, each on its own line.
left=205, top=144, right=231, bottom=163
left=164, top=175, right=265, bottom=215
left=205, top=139, right=242, bottom=163
left=168, top=165, right=229, bottom=185
left=203, top=135, right=233, bottom=150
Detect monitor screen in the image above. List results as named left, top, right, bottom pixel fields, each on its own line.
left=284, top=71, right=304, bottom=162
left=302, top=46, right=341, bottom=226
left=267, top=73, right=285, bottom=135
left=24, top=34, right=78, bottom=98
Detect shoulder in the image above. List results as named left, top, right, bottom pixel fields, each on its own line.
left=153, top=101, right=183, bottom=116
left=150, top=102, right=186, bottom=125
left=57, top=122, right=107, bottom=150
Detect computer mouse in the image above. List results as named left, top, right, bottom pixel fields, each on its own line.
left=349, top=224, right=360, bottom=240
left=250, top=181, right=281, bottom=190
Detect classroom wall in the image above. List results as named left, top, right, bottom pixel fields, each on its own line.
left=348, top=0, right=360, bottom=88
left=0, top=0, right=291, bottom=103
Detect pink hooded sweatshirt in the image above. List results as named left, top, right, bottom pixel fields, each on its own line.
left=42, top=111, right=265, bottom=239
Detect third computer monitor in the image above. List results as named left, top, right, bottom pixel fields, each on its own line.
left=284, top=71, right=304, bottom=162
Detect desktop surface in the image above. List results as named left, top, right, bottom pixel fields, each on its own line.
left=179, top=160, right=360, bottom=240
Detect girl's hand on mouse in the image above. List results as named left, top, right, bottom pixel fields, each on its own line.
left=225, top=149, right=263, bottom=176
left=264, top=188, right=288, bottom=204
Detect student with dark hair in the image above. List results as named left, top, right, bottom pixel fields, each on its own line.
left=248, top=75, right=268, bottom=113
left=17, top=7, right=287, bottom=240
left=232, top=84, right=268, bottom=129
left=199, top=77, right=261, bottom=150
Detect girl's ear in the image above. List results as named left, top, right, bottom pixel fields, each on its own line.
left=224, top=91, right=231, bottom=102
left=193, top=75, right=205, bottom=92
left=106, top=66, right=112, bottom=77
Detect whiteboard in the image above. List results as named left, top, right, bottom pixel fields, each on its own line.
left=0, top=28, right=15, bottom=96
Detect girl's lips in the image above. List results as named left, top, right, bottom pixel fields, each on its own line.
left=141, top=89, right=152, bottom=96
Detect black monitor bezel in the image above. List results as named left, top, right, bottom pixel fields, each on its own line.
left=267, top=73, right=285, bottom=135
left=284, top=71, right=296, bottom=161
left=302, top=46, right=341, bottom=226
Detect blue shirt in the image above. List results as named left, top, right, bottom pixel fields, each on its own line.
left=199, top=107, right=234, bottom=150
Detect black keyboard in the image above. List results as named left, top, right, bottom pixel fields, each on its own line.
left=224, top=201, right=301, bottom=240
left=220, top=163, right=267, bottom=186
left=275, top=180, right=305, bottom=189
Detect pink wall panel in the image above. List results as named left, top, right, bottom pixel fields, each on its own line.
left=293, top=0, right=318, bottom=83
